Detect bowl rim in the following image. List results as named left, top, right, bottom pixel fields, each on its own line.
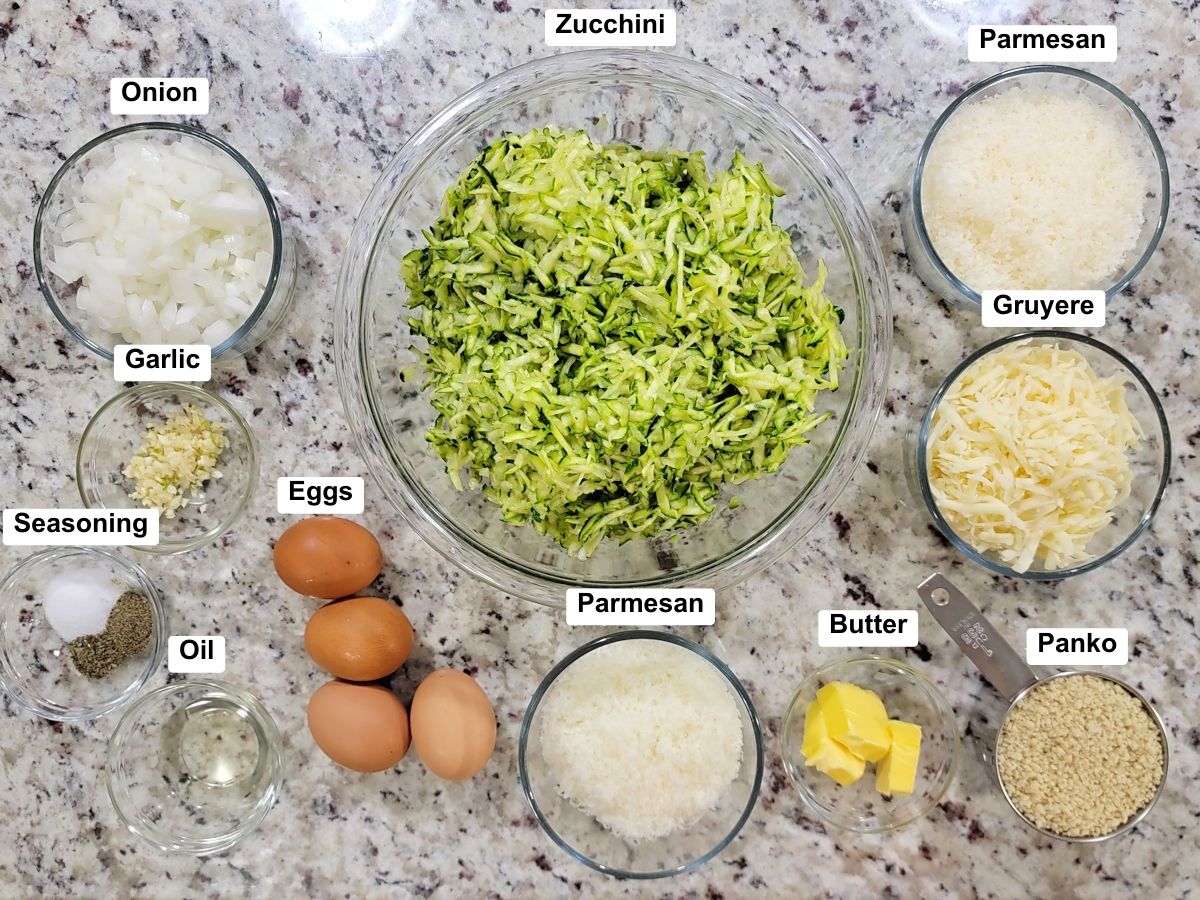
left=517, top=629, right=765, bottom=879
left=75, top=381, right=260, bottom=554
left=915, top=329, right=1171, bottom=580
left=0, top=546, right=167, bottom=722
left=32, top=120, right=285, bottom=361
left=908, top=64, right=1171, bottom=306
left=780, top=654, right=961, bottom=834
left=104, top=678, right=285, bottom=855
left=335, top=48, right=892, bottom=605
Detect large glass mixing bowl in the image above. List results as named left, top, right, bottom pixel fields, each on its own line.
left=335, top=50, right=891, bottom=606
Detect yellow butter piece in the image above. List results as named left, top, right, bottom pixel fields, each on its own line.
left=800, top=700, right=824, bottom=759
left=800, top=698, right=867, bottom=786
left=876, top=720, right=922, bottom=796
left=812, top=743, right=867, bottom=787
left=815, top=681, right=892, bottom=763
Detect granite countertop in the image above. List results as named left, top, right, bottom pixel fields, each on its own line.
left=1, top=1, right=1197, bottom=897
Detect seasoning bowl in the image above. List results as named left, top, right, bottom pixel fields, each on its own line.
left=77, top=382, right=259, bottom=555
left=0, top=547, right=165, bottom=722
left=919, top=574, right=1168, bottom=842
left=901, top=66, right=1169, bottom=306
left=33, top=122, right=297, bottom=360
left=781, top=655, right=959, bottom=833
left=336, top=48, right=892, bottom=607
left=105, top=679, right=284, bottom=855
left=914, top=331, right=1170, bottom=580
left=518, top=631, right=764, bottom=879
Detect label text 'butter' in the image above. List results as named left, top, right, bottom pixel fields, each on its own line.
left=819, top=610, right=919, bottom=647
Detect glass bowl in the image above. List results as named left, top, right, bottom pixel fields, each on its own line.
left=781, top=656, right=959, bottom=833
left=901, top=66, right=1169, bottom=307
left=0, top=547, right=166, bottom=721
left=518, top=630, right=764, bottom=879
left=33, top=121, right=297, bottom=360
left=335, top=49, right=890, bottom=607
left=105, top=679, right=284, bottom=855
left=914, top=331, right=1170, bottom=579
left=77, top=382, right=259, bottom=554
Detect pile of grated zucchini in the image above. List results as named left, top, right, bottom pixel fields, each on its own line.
left=402, top=128, right=847, bottom=557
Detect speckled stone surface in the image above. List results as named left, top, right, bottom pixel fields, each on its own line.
left=1, top=1, right=1198, bottom=897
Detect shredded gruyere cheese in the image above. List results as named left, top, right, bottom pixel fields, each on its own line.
left=927, top=340, right=1142, bottom=572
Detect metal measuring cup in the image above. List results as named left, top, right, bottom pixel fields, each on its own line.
left=917, top=573, right=1169, bottom=842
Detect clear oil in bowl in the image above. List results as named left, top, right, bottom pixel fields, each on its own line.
left=106, top=680, right=283, bottom=854
left=160, top=695, right=273, bottom=810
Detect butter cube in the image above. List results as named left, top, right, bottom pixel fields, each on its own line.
left=876, top=720, right=923, bottom=796
left=800, top=698, right=866, bottom=786
left=812, top=742, right=867, bottom=787
left=800, top=700, right=824, bottom=759
left=816, top=681, right=892, bottom=763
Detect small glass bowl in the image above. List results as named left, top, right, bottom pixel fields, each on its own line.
left=105, top=679, right=284, bottom=855
left=915, top=331, right=1170, bottom=580
left=0, top=547, right=166, bottom=721
left=77, top=382, right=259, bottom=554
left=901, top=65, right=1169, bottom=306
left=781, top=655, right=959, bottom=833
left=519, top=630, right=764, bottom=879
left=33, top=121, right=297, bottom=360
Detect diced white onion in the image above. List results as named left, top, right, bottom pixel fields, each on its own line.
left=50, top=136, right=273, bottom=348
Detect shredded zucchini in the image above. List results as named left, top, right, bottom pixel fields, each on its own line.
left=402, top=128, right=847, bottom=557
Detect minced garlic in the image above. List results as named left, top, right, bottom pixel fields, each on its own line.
left=124, top=405, right=228, bottom=518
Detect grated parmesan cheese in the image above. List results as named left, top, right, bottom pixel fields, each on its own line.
left=922, top=86, right=1150, bottom=290
left=537, top=639, right=743, bottom=843
left=927, top=340, right=1142, bottom=572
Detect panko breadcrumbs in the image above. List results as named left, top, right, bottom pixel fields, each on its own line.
left=124, top=404, right=228, bottom=518
left=997, top=674, right=1164, bottom=838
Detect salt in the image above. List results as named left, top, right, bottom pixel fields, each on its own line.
left=42, top=567, right=123, bottom=642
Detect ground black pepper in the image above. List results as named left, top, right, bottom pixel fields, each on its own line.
left=68, top=590, right=153, bottom=679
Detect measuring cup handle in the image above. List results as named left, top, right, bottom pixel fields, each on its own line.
left=917, top=573, right=1039, bottom=702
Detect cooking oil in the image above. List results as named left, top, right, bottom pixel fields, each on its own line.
left=161, top=695, right=272, bottom=806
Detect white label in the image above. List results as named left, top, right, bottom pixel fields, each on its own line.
left=968, top=26, right=1117, bottom=62
left=545, top=9, right=676, bottom=47
left=277, top=477, right=365, bottom=514
left=1026, top=628, right=1128, bottom=665
left=2, top=508, right=159, bottom=546
left=110, top=77, right=210, bottom=114
left=981, top=290, right=1105, bottom=328
left=168, top=635, right=226, bottom=674
left=818, top=610, right=919, bottom=647
left=566, top=588, right=714, bottom=625
left=113, top=344, right=212, bottom=382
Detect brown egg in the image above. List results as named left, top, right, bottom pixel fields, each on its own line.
left=410, top=669, right=497, bottom=781
left=274, top=517, right=382, bottom=599
left=307, top=681, right=409, bottom=772
left=305, top=597, right=414, bottom=681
